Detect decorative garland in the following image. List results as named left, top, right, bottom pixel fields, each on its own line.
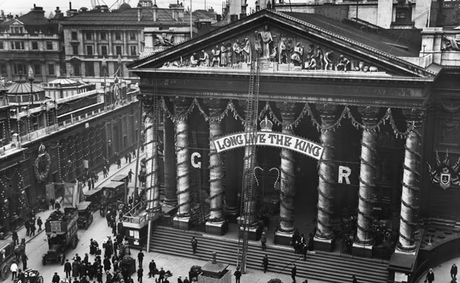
left=34, top=151, right=51, bottom=182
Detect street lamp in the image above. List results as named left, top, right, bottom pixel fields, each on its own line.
left=102, top=57, right=110, bottom=109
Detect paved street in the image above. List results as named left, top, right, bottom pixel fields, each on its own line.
left=8, top=151, right=312, bottom=283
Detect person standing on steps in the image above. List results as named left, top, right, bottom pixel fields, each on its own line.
left=261, top=231, right=267, bottom=250
left=352, top=275, right=358, bottom=283
left=191, top=236, right=198, bottom=254
left=262, top=254, right=269, bottom=273
left=233, top=266, right=242, bottom=283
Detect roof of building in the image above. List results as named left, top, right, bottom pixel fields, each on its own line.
left=0, top=5, right=59, bottom=35
left=46, top=78, right=83, bottom=87
left=284, top=12, right=421, bottom=57
left=7, top=79, right=44, bottom=95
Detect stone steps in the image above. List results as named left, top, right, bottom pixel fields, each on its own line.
left=149, top=225, right=389, bottom=283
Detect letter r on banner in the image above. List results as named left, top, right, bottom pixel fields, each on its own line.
left=338, top=165, right=351, bottom=184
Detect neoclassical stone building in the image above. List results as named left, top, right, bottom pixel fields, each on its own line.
left=129, top=9, right=459, bottom=279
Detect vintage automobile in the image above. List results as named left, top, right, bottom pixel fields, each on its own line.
left=77, top=201, right=94, bottom=229
left=83, top=186, right=105, bottom=215
left=0, top=238, right=15, bottom=280
left=100, top=181, right=125, bottom=217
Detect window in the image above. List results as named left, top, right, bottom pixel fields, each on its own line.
left=10, top=41, right=24, bottom=50
left=115, top=32, right=121, bottom=40
left=0, top=41, right=3, bottom=49
left=85, top=62, right=95, bottom=77
left=13, top=63, right=26, bottom=75
left=115, top=45, right=122, bottom=55
left=72, top=45, right=78, bottom=55
left=86, top=45, right=93, bottom=56
left=0, top=64, right=6, bottom=75
left=100, top=32, right=107, bottom=40
left=46, top=41, right=53, bottom=50
left=31, top=41, right=38, bottom=50
left=130, top=45, right=137, bottom=56
left=85, top=31, right=92, bottom=40
left=101, top=45, right=108, bottom=56
left=11, top=26, right=23, bottom=34
left=129, top=32, right=136, bottom=40
left=396, top=11, right=407, bottom=19
left=34, top=64, right=41, bottom=75
left=48, top=64, right=55, bottom=75
left=73, top=63, right=80, bottom=76
left=71, top=31, right=78, bottom=40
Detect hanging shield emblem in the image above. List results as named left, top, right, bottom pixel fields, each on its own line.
left=440, top=172, right=451, bottom=190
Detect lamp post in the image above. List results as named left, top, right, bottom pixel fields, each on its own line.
left=27, top=67, right=34, bottom=138
left=102, top=57, right=110, bottom=109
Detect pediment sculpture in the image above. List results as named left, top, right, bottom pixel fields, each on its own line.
left=162, top=25, right=380, bottom=73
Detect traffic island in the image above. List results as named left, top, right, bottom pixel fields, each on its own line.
left=197, top=252, right=231, bottom=283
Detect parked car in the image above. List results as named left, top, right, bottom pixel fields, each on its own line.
left=77, top=201, right=94, bottom=230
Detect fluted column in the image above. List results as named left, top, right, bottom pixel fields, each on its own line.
left=144, top=99, right=160, bottom=213
left=163, top=115, right=177, bottom=206
left=397, top=109, right=424, bottom=253
left=205, top=99, right=228, bottom=235
left=173, top=97, right=191, bottom=228
left=277, top=102, right=296, bottom=233
left=355, top=106, right=380, bottom=247
left=314, top=104, right=338, bottom=244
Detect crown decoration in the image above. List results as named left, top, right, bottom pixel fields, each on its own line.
left=427, top=149, right=460, bottom=190
left=260, top=116, right=273, bottom=132
left=38, top=143, right=46, bottom=156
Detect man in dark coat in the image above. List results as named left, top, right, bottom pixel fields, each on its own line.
left=137, top=268, right=143, bottom=283
left=233, top=266, right=242, bottom=283
left=21, top=254, right=28, bottom=270
left=52, top=272, right=60, bottom=283
left=291, top=264, right=297, bottom=283
left=37, top=217, right=43, bottom=231
left=451, top=264, right=458, bottom=280
left=137, top=250, right=144, bottom=267
left=148, top=260, right=156, bottom=278
left=64, top=259, right=72, bottom=278
left=12, top=230, right=19, bottom=246
left=72, top=260, right=80, bottom=278
left=191, top=237, right=198, bottom=254
left=104, top=256, right=112, bottom=272
left=262, top=255, right=269, bottom=273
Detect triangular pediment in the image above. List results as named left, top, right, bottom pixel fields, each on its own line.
left=129, top=10, right=436, bottom=78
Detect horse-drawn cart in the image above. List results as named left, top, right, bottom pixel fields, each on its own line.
left=0, top=238, right=16, bottom=281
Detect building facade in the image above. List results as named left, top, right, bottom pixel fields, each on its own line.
left=128, top=9, right=460, bottom=282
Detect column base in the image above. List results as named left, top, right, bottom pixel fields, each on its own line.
left=352, top=242, right=373, bottom=258
left=163, top=197, right=177, bottom=207
left=224, top=205, right=239, bottom=223
left=274, top=230, right=294, bottom=246
left=313, top=236, right=334, bottom=252
left=205, top=220, right=228, bottom=235
left=239, top=225, right=261, bottom=241
left=173, top=216, right=190, bottom=230
left=395, top=247, right=416, bottom=255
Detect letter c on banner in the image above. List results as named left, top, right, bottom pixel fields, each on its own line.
left=191, top=152, right=201, bottom=169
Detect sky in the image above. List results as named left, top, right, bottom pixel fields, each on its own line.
left=0, top=0, right=235, bottom=17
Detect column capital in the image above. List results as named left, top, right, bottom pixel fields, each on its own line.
left=276, top=102, right=297, bottom=123
left=204, top=98, right=225, bottom=117
left=358, top=106, right=381, bottom=126
left=402, top=108, right=425, bottom=127
left=316, top=103, right=338, bottom=126
left=173, top=97, right=191, bottom=115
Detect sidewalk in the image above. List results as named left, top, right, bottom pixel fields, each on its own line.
left=9, top=150, right=139, bottom=245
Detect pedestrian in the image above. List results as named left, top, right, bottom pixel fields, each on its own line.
left=29, top=222, right=36, bottom=237
left=50, top=198, right=55, bottom=210
left=148, top=260, right=156, bottom=278
left=64, top=259, right=72, bottom=278
left=22, top=254, right=28, bottom=270
left=426, top=268, right=435, bottom=283
left=132, top=149, right=136, bottom=158
left=177, top=276, right=183, bottom=283
left=191, top=236, right=198, bottom=254
left=352, top=275, right=358, bottom=283
left=183, top=277, right=189, bottom=283
left=158, top=267, right=165, bottom=283
left=17, top=269, right=25, bottom=283
left=37, top=216, right=43, bottom=231
left=10, top=261, right=18, bottom=280
left=128, top=152, right=132, bottom=163
left=261, top=231, right=267, bottom=250
left=262, top=254, right=269, bottom=273
left=452, top=264, right=458, bottom=280
left=128, top=169, right=133, bottom=183
left=103, top=166, right=108, bottom=178
left=137, top=268, right=143, bottom=283
left=137, top=250, right=144, bottom=267
left=72, top=259, right=79, bottom=278
left=302, top=243, right=307, bottom=261
left=55, top=201, right=61, bottom=210
left=125, top=154, right=129, bottom=163
left=234, top=266, right=242, bottom=283
left=24, top=219, right=30, bottom=236
left=291, top=263, right=297, bottom=283
left=12, top=229, right=19, bottom=246
left=52, top=272, right=60, bottom=283
left=117, top=158, right=121, bottom=169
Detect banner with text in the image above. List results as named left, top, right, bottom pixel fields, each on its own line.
left=213, top=132, right=324, bottom=160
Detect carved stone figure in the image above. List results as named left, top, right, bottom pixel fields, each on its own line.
left=242, top=37, right=251, bottom=63
left=336, top=55, right=350, bottom=71
left=220, top=45, right=227, bottom=66
left=324, top=50, right=333, bottom=70
left=291, top=42, right=304, bottom=66
left=441, top=35, right=460, bottom=51
left=279, top=38, right=287, bottom=64
left=269, top=46, right=278, bottom=62
left=255, top=25, right=273, bottom=59
left=314, top=46, right=324, bottom=70
left=199, top=50, right=210, bottom=66
left=233, top=39, right=242, bottom=63
left=155, top=33, right=173, bottom=46
left=226, top=43, right=232, bottom=66
left=211, top=46, right=221, bottom=67
left=304, top=54, right=316, bottom=70
left=190, top=53, right=199, bottom=67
